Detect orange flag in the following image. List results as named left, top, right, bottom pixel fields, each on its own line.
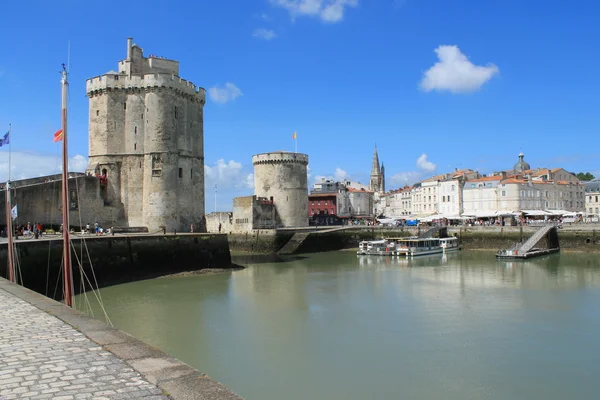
left=53, top=129, right=63, bottom=142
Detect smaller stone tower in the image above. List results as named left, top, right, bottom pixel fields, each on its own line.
left=252, top=151, right=309, bottom=227
left=369, top=145, right=385, bottom=193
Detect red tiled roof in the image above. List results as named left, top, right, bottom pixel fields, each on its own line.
left=470, top=176, right=502, bottom=182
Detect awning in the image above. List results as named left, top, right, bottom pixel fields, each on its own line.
left=521, top=210, right=552, bottom=216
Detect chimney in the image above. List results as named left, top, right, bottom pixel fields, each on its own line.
left=127, top=38, right=133, bottom=60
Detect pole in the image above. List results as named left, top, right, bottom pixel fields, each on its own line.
left=8, top=123, right=11, bottom=182
left=60, top=65, right=73, bottom=307
left=5, top=180, right=14, bottom=283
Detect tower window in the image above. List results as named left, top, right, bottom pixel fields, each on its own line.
left=134, top=143, right=137, bottom=150
left=190, top=169, right=193, bottom=179
left=139, top=161, right=142, bottom=168
left=178, top=168, right=183, bottom=178
left=96, top=110, right=99, bottom=116
left=174, top=106, right=178, bottom=119
left=141, top=113, right=143, bottom=119
left=134, top=126, right=137, bottom=134
left=124, top=102, right=126, bottom=110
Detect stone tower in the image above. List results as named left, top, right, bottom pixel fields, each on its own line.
left=369, top=146, right=385, bottom=193
left=85, top=38, right=206, bottom=232
left=252, top=151, right=309, bottom=227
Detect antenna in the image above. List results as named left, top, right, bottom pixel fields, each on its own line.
left=67, top=40, right=71, bottom=73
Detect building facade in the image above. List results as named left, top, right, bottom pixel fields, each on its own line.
left=585, top=180, right=600, bottom=217
left=85, top=38, right=206, bottom=232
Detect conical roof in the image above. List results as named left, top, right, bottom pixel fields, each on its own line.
left=371, top=146, right=381, bottom=176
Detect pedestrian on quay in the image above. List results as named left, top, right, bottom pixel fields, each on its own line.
left=190, top=223, right=194, bottom=233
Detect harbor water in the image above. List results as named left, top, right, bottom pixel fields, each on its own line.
left=78, top=251, right=600, bottom=400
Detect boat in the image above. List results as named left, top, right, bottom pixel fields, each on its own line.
left=357, top=234, right=461, bottom=258
left=357, top=239, right=396, bottom=256
left=439, top=237, right=460, bottom=253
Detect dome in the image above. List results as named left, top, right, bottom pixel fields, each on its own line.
left=513, top=152, right=531, bottom=172
left=585, top=179, right=600, bottom=192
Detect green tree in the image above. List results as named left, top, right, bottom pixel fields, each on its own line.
left=576, top=172, right=595, bottom=181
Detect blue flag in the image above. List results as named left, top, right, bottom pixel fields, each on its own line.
left=0, top=132, right=9, bottom=147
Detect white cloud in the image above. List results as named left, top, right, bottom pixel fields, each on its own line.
left=208, top=83, right=243, bottom=104
left=416, top=153, right=436, bottom=173
left=204, top=159, right=253, bottom=190
left=270, top=0, right=358, bottom=23
left=388, top=154, right=438, bottom=188
left=253, top=28, right=277, bottom=40
left=307, top=165, right=312, bottom=180
left=334, top=167, right=349, bottom=181
left=389, top=171, right=422, bottom=186
left=420, top=45, right=499, bottom=93
left=0, top=151, right=88, bottom=182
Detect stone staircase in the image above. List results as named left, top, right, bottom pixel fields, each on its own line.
left=277, top=232, right=311, bottom=255
left=518, top=225, right=555, bottom=254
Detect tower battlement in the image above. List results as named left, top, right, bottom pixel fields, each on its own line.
left=252, top=152, right=309, bottom=166
left=86, top=74, right=205, bottom=103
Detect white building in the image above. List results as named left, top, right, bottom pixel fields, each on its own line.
left=585, top=180, right=600, bottom=218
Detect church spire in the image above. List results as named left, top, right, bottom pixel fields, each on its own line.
left=371, top=145, right=381, bottom=176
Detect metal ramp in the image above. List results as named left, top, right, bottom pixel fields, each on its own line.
left=497, top=225, right=560, bottom=259
left=518, top=225, right=556, bottom=253
left=418, top=226, right=448, bottom=239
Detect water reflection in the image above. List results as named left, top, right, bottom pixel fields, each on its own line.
left=79, top=251, right=600, bottom=400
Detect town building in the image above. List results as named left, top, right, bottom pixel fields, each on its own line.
left=308, top=178, right=373, bottom=221
left=585, top=179, right=600, bottom=218
left=86, top=38, right=206, bottom=232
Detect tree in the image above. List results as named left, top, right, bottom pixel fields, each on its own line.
left=576, top=172, right=595, bottom=181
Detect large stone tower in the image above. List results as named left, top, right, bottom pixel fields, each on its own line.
left=369, top=145, right=385, bottom=193
left=85, top=38, right=206, bottom=232
left=252, top=151, right=309, bottom=227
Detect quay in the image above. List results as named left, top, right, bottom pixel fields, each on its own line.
left=0, top=277, right=242, bottom=400
left=0, top=233, right=234, bottom=299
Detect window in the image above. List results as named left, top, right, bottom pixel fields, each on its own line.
left=134, top=126, right=137, bottom=134
left=178, top=168, right=183, bottom=178
left=330, top=208, right=334, bottom=215
left=318, top=201, right=320, bottom=205
left=134, top=143, right=136, bottom=150
left=174, top=106, right=178, bottom=119
left=325, top=201, right=328, bottom=205
left=502, top=191, right=506, bottom=197
left=96, top=110, right=99, bottom=116
left=190, top=169, right=193, bottom=179
left=487, top=183, right=492, bottom=187
left=471, top=184, right=475, bottom=188
left=451, top=185, right=455, bottom=191
left=312, top=201, right=315, bottom=205
left=124, top=102, right=126, bottom=110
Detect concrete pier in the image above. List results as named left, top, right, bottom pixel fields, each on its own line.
left=0, top=278, right=243, bottom=400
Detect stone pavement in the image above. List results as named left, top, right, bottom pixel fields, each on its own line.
left=0, top=278, right=243, bottom=400
left=0, top=287, right=169, bottom=400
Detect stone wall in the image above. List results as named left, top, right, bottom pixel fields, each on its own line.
left=0, top=176, right=123, bottom=231
left=206, top=212, right=234, bottom=233
left=0, top=234, right=232, bottom=299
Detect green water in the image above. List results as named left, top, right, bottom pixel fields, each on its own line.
left=78, top=251, right=600, bottom=400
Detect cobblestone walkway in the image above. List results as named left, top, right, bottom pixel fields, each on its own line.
left=0, top=288, right=170, bottom=400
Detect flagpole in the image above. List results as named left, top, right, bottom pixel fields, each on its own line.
left=60, top=64, right=74, bottom=307
left=8, top=124, right=11, bottom=182
left=5, top=123, right=15, bottom=282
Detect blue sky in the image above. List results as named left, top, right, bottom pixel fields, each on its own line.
left=1, top=0, right=599, bottom=211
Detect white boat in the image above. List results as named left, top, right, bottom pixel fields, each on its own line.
left=439, top=237, right=460, bottom=253
left=357, top=239, right=396, bottom=256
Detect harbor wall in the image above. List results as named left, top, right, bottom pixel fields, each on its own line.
left=227, top=226, right=600, bottom=254
left=0, top=233, right=233, bottom=299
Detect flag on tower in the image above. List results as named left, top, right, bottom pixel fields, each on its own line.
left=292, top=132, right=297, bottom=139
left=10, top=205, right=17, bottom=220
left=0, top=131, right=9, bottom=147
left=53, top=129, right=63, bottom=142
